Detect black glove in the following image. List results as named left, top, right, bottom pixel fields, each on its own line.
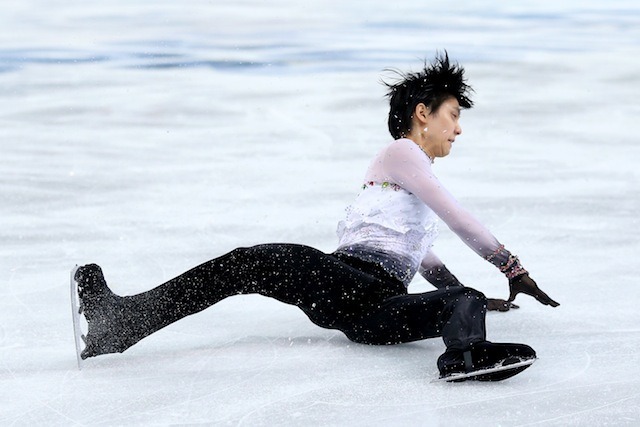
left=487, top=298, right=519, bottom=312
left=508, top=273, right=560, bottom=307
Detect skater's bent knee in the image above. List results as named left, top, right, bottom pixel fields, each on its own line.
left=226, top=246, right=259, bottom=262
left=464, top=287, right=487, bottom=302
left=447, top=286, right=486, bottom=301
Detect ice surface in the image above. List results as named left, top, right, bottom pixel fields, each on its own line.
left=1, top=0, right=639, bottom=425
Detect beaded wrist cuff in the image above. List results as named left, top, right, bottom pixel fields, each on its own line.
left=499, top=255, right=528, bottom=280
left=485, top=244, right=505, bottom=263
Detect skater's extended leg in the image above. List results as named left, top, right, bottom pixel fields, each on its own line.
left=75, top=244, right=384, bottom=358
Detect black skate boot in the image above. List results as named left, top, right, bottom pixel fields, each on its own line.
left=74, top=264, right=136, bottom=359
left=437, top=341, right=536, bottom=382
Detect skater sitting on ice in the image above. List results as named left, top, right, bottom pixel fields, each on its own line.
left=73, top=51, right=559, bottom=382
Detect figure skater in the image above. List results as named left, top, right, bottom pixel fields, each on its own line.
left=73, top=52, right=559, bottom=382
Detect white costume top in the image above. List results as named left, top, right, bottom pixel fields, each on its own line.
left=336, top=138, right=511, bottom=286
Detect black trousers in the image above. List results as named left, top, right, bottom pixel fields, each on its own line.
left=120, top=244, right=487, bottom=351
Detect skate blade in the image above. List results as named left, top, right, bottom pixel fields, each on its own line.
left=70, top=265, right=87, bottom=370
left=432, top=358, right=536, bottom=383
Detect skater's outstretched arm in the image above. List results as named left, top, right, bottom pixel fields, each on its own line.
left=379, top=140, right=559, bottom=307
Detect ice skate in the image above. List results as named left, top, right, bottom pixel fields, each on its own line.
left=436, top=341, right=536, bottom=382
left=72, top=264, right=134, bottom=360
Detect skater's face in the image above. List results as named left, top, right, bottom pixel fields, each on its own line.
left=412, top=97, right=463, bottom=159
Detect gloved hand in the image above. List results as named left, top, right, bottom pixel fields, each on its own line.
left=487, top=298, right=519, bottom=312
left=508, top=273, right=560, bottom=307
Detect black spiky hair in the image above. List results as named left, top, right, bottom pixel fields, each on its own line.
left=383, top=51, right=474, bottom=139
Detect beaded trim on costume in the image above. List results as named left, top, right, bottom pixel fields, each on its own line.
left=485, top=244, right=505, bottom=262
left=362, top=181, right=403, bottom=191
left=500, top=254, right=528, bottom=280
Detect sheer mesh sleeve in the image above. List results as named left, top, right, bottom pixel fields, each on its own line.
left=419, top=250, right=463, bottom=288
left=365, top=139, right=511, bottom=268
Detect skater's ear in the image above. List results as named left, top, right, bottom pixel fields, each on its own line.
left=413, top=103, right=431, bottom=125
